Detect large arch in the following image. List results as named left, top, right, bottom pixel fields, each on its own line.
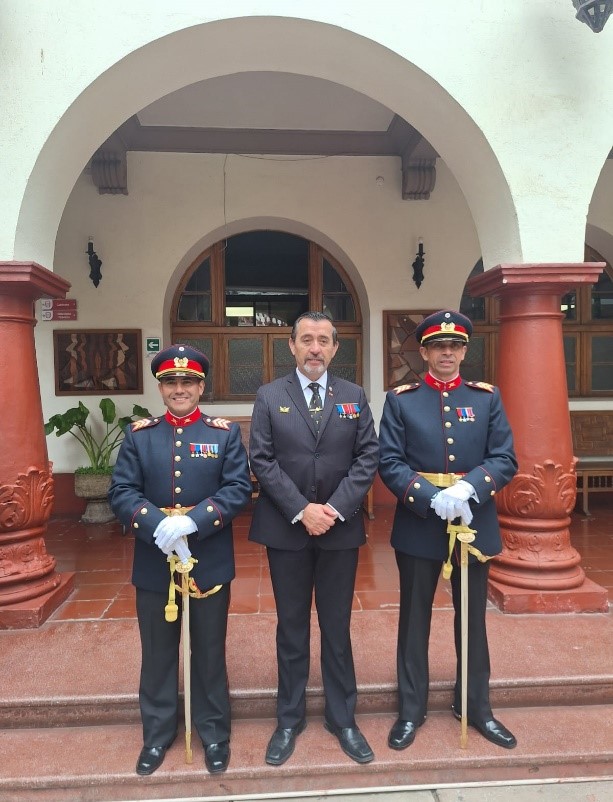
left=15, top=16, right=520, bottom=271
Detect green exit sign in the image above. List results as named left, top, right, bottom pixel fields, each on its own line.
left=146, top=338, right=160, bottom=353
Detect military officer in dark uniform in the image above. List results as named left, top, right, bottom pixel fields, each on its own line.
left=378, top=310, right=518, bottom=751
left=108, top=344, right=252, bottom=776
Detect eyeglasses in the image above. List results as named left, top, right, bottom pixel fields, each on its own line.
left=426, top=341, right=466, bottom=351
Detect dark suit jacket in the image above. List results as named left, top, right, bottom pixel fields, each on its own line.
left=248, top=372, right=379, bottom=550
left=109, top=413, right=252, bottom=592
left=378, top=380, right=517, bottom=561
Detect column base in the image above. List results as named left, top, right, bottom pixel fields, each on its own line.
left=0, top=572, right=75, bottom=629
left=488, top=576, right=609, bottom=614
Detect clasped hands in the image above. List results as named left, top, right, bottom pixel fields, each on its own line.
left=153, top=515, right=197, bottom=563
left=430, top=480, right=474, bottom=525
left=302, top=502, right=338, bottom=536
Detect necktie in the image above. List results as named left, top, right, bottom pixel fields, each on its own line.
left=308, top=382, right=323, bottom=429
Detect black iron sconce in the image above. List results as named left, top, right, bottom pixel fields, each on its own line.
left=572, top=0, right=613, bottom=32
left=86, top=238, right=102, bottom=287
left=412, top=238, right=425, bottom=289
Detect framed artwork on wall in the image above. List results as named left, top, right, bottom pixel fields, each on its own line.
left=383, top=310, right=436, bottom=390
left=53, top=329, right=143, bottom=395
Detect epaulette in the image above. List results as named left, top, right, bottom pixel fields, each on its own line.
left=465, top=381, right=495, bottom=393
left=205, top=416, right=232, bottom=431
left=131, top=417, right=161, bottom=432
left=393, top=382, right=421, bottom=394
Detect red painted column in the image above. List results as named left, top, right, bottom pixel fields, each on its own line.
left=0, top=263, right=75, bottom=628
left=468, top=263, right=609, bottom=613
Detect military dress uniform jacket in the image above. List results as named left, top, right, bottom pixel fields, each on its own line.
left=378, top=379, right=517, bottom=562
left=248, top=372, right=379, bottom=551
left=108, top=413, right=252, bottom=593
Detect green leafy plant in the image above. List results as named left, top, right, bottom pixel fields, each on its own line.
left=44, top=398, right=150, bottom=474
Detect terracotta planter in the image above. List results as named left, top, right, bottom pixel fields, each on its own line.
left=74, top=473, right=114, bottom=524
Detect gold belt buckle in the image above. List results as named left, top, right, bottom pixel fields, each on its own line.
left=160, top=505, right=195, bottom=516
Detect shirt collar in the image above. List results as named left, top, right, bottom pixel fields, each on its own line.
left=424, top=372, right=462, bottom=392
left=296, top=369, right=328, bottom=394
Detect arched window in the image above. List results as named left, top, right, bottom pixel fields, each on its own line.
left=172, top=231, right=362, bottom=401
left=563, top=246, right=613, bottom=396
left=460, top=249, right=613, bottom=396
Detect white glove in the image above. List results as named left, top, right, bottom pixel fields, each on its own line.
left=173, top=537, right=192, bottom=565
left=442, top=480, right=474, bottom=503
left=168, top=514, right=198, bottom=538
left=154, top=515, right=196, bottom=551
left=431, top=482, right=474, bottom=525
left=456, top=500, right=473, bottom=526
left=153, top=517, right=181, bottom=553
left=431, top=491, right=457, bottom=521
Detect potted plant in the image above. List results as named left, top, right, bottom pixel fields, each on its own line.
left=44, top=398, right=150, bottom=524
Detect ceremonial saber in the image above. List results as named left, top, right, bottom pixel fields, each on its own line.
left=180, top=560, right=194, bottom=764
left=164, top=535, right=196, bottom=764
left=457, top=529, right=476, bottom=750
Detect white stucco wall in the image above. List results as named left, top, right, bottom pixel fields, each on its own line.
left=2, top=0, right=613, bottom=271
left=3, top=0, right=613, bottom=470
left=40, top=151, right=479, bottom=471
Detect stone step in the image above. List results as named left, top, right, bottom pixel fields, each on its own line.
left=1, top=706, right=612, bottom=802
left=3, top=672, right=613, bottom=730
left=3, top=612, right=613, bottom=730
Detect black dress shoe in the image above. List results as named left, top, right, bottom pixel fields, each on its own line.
left=204, top=741, right=230, bottom=774
left=265, top=721, right=307, bottom=765
left=136, top=741, right=173, bottom=776
left=324, top=721, right=374, bottom=764
left=451, top=706, right=517, bottom=749
left=388, top=717, right=425, bottom=750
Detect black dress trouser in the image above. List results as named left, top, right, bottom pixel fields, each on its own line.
left=267, top=542, right=359, bottom=729
left=135, top=584, right=231, bottom=747
left=395, top=552, right=493, bottom=724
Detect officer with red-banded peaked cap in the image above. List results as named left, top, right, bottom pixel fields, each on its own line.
left=151, top=343, right=210, bottom=380
left=414, top=309, right=473, bottom=345
left=109, top=342, right=250, bottom=777
left=378, top=309, right=518, bottom=753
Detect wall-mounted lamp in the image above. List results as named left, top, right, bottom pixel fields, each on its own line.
left=412, top=238, right=425, bottom=289
left=86, top=238, right=102, bottom=288
left=572, top=0, right=613, bottom=32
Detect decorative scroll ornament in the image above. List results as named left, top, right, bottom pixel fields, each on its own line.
left=0, top=466, right=55, bottom=531
left=0, top=540, right=55, bottom=579
left=496, top=459, right=577, bottom=519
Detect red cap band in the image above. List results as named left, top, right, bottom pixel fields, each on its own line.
left=155, top=358, right=205, bottom=379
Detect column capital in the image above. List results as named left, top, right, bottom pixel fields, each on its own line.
left=467, top=262, right=605, bottom=298
left=0, top=261, right=70, bottom=301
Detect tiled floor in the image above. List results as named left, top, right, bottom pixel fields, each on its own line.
left=46, top=500, right=613, bottom=622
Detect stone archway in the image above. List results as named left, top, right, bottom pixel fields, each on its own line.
left=13, top=17, right=520, bottom=272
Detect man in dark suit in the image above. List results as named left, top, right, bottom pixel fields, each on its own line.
left=378, top=310, right=518, bottom=751
left=248, top=311, right=379, bottom=766
left=109, top=344, right=252, bottom=776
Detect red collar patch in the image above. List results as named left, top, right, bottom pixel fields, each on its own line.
left=424, top=373, right=462, bottom=392
left=164, top=410, right=200, bottom=427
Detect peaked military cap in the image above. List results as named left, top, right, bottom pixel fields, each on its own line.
left=415, top=310, right=473, bottom=345
left=151, top=344, right=209, bottom=380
